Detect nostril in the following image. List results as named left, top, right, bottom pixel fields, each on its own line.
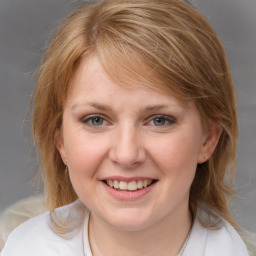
left=109, top=144, right=146, bottom=168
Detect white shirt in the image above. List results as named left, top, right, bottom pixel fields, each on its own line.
left=1, top=200, right=249, bottom=256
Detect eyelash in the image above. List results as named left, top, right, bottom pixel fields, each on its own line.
left=147, top=115, right=176, bottom=127
left=81, top=114, right=108, bottom=127
left=81, top=114, right=176, bottom=127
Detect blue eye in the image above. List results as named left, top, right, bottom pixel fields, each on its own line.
left=82, top=115, right=106, bottom=126
left=152, top=117, right=167, bottom=126
left=149, top=115, right=175, bottom=127
left=90, top=117, right=104, bottom=126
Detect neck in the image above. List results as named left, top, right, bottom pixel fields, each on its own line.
left=88, top=205, right=192, bottom=256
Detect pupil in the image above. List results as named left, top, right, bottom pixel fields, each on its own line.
left=154, top=118, right=165, bottom=126
left=92, top=117, right=103, bottom=125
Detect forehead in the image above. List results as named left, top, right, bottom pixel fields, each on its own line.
left=68, top=54, right=184, bottom=100
left=66, top=55, right=196, bottom=114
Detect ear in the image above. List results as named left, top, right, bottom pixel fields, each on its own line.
left=55, top=129, right=68, bottom=165
left=197, top=121, right=222, bottom=164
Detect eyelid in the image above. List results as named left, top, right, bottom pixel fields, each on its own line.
left=81, top=113, right=104, bottom=121
left=81, top=114, right=109, bottom=126
left=80, top=113, right=176, bottom=127
left=146, top=114, right=177, bottom=125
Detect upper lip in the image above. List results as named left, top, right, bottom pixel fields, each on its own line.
left=101, top=176, right=157, bottom=182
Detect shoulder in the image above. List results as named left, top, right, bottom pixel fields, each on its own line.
left=184, top=207, right=249, bottom=256
left=205, top=217, right=249, bottom=256
left=1, top=211, right=51, bottom=256
left=1, top=200, right=87, bottom=256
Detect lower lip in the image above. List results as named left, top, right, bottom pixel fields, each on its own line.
left=102, top=181, right=156, bottom=200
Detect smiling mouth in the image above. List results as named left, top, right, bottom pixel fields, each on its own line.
left=103, top=179, right=157, bottom=191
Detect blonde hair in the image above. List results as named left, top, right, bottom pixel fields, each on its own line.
left=32, top=0, right=238, bottom=230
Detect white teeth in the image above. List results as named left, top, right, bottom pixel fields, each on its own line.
left=107, top=180, right=113, bottom=187
left=113, top=180, right=119, bottom=189
left=106, top=179, right=153, bottom=191
left=119, top=181, right=128, bottom=190
left=137, top=180, right=143, bottom=189
left=128, top=181, right=137, bottom=191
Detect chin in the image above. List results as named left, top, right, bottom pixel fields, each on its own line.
left=100, top=209, right=156, bottom=232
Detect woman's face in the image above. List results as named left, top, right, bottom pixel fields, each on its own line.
left=56, top=56, right=219, bottom=231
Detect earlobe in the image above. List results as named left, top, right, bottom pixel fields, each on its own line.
left=55, top=129, right=68, bottom=165
left=197, top=122, right=222, bottom=164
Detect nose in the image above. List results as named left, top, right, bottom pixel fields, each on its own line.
left=108, top=125, right=146, bottom=168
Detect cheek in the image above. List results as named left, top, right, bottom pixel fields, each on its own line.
left=148, top=131, right=201, bottom=179
left=63, top=130, right=108, bottom=176
left=64, top=135, right=107, bottom=197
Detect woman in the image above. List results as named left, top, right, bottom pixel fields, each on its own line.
left=1, top=0, right=250, bottom=255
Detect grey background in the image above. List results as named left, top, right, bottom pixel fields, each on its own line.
left=0, top=0, right=255, bottom=232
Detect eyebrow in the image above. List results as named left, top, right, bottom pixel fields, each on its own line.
left=71, top=102, right=112, bottom=111
left=71, top=102, right=182, bottom=113
left=142, top=104, right=170, bottom=112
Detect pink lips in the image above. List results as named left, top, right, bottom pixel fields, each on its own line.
left=102, top=176, right=154, bottom=182
left=101, top=177, right=157, bottom=200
